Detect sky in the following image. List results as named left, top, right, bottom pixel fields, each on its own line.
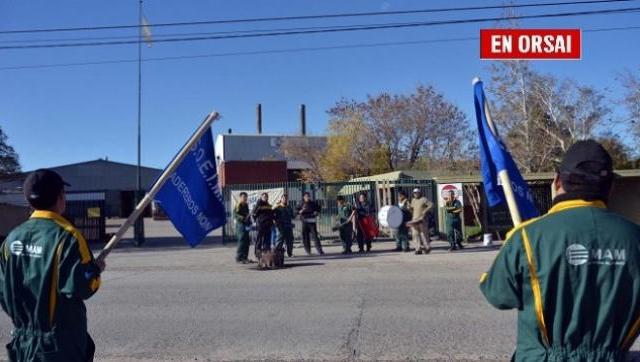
left=1, top=0, right=639, bottom=171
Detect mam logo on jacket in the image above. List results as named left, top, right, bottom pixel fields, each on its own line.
left=566, top=243, right=626, bottom=266
left=9, top=240, right=43, bottom=258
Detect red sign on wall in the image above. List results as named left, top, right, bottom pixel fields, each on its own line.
left=480, top=29, right=581, bottom=60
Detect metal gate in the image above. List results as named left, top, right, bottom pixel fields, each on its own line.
left=64, top=191, right=106, bottom=243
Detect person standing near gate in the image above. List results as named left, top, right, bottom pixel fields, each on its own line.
left=395, top=191, right=411, bottom=252
left=297, top=192, right=324, bottom=255
left=273, top=194, right=295, bottom=257
left=444, top=189, right=464, bottom=251
left=480, top=140, right=640, bottom=361
left=251, top=192, right=274, bottom=256
left=408, top=188, right=433, bottom=255
left=336, top=196, right=355, bottom=254
left=0, top=169, right=105, bottom=361
left=355, top=193, right=376, bottom=253
left=234, top=192, right=252, bottom=263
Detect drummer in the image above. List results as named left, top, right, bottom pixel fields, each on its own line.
left=394, top=191, right=411, bottom=252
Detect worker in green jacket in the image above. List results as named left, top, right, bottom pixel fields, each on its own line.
left=444, top=189, right=464, bottom=251
left=0, top=169, right=105, bottom=361
left=273, top=194, right=295, bottom=257
left=480, top=140, right=640, bottom=361
left=234, top=192, right=251, bottom=263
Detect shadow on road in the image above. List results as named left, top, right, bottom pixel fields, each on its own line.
left=91, top=236, right=225, bottom=254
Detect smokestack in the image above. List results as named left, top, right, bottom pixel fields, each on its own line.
left=256, top=103, right=263, bottom=134
left=300, top=104, right=306, bottom=136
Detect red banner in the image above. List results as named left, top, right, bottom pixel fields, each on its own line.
left=480, top=29, right=581, bottom=60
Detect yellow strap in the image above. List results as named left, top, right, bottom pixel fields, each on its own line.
left=48, top=241, right=64, bottom=328
left=521, top=228, right=550, bottom=347
left=31, top=210, right=92, bottom=264
left=621, top=315, right=640, bottom=350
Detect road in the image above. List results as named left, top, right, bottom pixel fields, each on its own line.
left=1, top=239, right=638, bottom=361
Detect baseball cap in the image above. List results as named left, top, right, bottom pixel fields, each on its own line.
left=557, top=140, right=615, bottom=185
left=23, top=169, right=70, bottom=209
left=412, top=188, right=421, bottom=193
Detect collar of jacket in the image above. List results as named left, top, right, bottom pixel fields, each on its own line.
left=30, top=210, right=72, bottom=227
left=548, top=199, right=606, bottom=215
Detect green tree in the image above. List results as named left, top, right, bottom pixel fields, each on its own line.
left=0, top=126, right=21, bottom=177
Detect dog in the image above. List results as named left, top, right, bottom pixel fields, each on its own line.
left=257, top=241, right=285, bottom=270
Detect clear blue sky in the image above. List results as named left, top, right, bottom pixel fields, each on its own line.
left=1, top=0, right=639, bottom=171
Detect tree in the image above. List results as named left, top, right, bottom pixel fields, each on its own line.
left=489, top=62, right=612, bottom=172
left=0, top=126, right=21, bottom=177
left=598, top=134, right=634, bottom=169
left=618, top=68, right=640, bottom=154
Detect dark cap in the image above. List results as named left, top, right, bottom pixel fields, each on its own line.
left=558, top=140, right=614, bottom=184
left=23, top=169, right=70, bottom=209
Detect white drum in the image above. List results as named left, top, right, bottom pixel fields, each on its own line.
left=378, top=205, right=403, bottom=229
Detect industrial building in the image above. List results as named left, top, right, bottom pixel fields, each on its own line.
left=0, top=159, right=162, bottom=217
left=215, top=104, right=327, bottom=186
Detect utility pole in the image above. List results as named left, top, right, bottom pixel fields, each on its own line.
left=133, top=0, right=145, bottom=246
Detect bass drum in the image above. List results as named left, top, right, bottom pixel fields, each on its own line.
left=377, top=205, right=403, bottom=229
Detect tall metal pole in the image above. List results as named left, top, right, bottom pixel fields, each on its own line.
left=134, top=0, right=145, bottom=246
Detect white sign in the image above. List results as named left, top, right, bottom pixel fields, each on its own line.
left=231, top=188, right=285, bottom=215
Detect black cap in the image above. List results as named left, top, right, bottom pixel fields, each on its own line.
left=23, top=169, right=70, bottom=209
left=557, top=140, right=615, bottom=199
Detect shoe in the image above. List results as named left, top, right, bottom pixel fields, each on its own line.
left=394, top=247, right=402, bottom=252
left=236, top=259, right=244, bottom=264
left=358, top=249, right=365, bottom=254
left=318, top=250, right=325, bottom=255
left=415, top=250, right=423, bottom=255
left=424, top=248, right=432, bottom=254
left=448, top=247, right=458, bottom=252
left=305, top=250, right=312, bottom=256
left=403, top=248, right=411, bottom=252
left=287, top=253, right=293, bottom=257
left=457, top=244, right=464, bottom=249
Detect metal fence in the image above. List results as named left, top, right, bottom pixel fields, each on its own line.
left=221, top=179, right=438, bottom=243
left=64, top=191, right=107, bottom=243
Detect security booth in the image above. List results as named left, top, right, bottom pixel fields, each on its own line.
left=64, top=191, right=107, bottom=243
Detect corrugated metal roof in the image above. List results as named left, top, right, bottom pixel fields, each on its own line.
left=215, top=134, right=327, bottom=167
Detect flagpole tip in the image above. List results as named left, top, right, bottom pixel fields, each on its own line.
left=472, top=77, right=481, bottom=85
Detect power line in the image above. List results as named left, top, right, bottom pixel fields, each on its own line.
left=1, top=6, right=639, bottom=51
left=1, top=25, right=638, bottom=71
left=0, top=0, right=636, bottom=35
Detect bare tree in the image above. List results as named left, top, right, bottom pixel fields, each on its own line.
left=619, top=68, right=640, bottom=153
left=0, top=126, right=21, bottom=177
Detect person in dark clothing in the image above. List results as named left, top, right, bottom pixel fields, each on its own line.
left=444, top=190, right=464, bottom=251
left=234, top=192, right=252, bottom=263
left=336, top=196, right=355, bottom=254
left=355, top=193, right=376, bottom=253
left=1, top=169, right=105, bottom=362
left=297, top=192, right=324, bottom=255
left=273, top=194, right=295, bottom=257
left=251, top=193, right=274, bottom=256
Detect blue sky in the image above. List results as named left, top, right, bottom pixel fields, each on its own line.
left=1, top=0, right=639, bottom=171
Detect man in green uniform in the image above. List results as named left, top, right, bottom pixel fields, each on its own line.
left=444, top=190, right=464, bottom=251
left=394, top=191, right=411, bottom=252
left=336, top=196, right=355, bottom=254
left=480, top=140, right=640, bottom=361
left=273, top=194, right=295, bottom=257
left=234, top=192, right=251, bottom=263
left=0, top=169, right=104, bottom=361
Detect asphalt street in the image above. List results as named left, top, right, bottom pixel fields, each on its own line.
left=1, top=239, right=639, bottom=361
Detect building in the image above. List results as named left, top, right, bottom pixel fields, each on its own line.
left=0, top=159, right=162, bottom=217
left=215, top=134, right=327, bottom=186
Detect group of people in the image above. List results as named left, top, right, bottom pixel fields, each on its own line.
left=233, top=186, right=466, bottom=262
left=233, top=191, right=325, bottom=263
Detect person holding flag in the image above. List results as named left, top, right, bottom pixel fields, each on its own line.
left=475, top=79, right=640, bottom=361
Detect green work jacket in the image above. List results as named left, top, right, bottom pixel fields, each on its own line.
left=480, top=199, right=640, bottom=361
left=273, top=204, right=294, bottom=230
left=445, top=199, right=462, bottom=224
left=0, top=210, right=101, bottom=361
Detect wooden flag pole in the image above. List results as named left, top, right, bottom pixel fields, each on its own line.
left=475, top=77, right=523, bottom=227
left=97, top=111, right=220, bottom=261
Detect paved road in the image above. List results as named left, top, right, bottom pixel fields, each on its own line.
left=1, top=239, right=638, bottom=361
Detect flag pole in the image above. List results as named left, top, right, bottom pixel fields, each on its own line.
left=133, top=0, right=145, bottom=246
left=474, top=77, right=523, bottom=227
left=97, top=112, right=220, bottom=261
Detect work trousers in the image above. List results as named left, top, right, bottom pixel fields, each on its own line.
left=235, top=224, right=250, bottom=261
left=301, top=222, right=323, bottom=254
left=395, top=226, right=410, bottom=251
left=255, top=224, right=273, bottom=256
left=276, top=226, right=294, bottom=257
left=339, top=225, right=353, bottom=252
left=410, top=221, right=431, bottom=252
left=447, top=219, right=463, bottom=248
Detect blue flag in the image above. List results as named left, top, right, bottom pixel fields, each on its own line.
left=473, top=80, right=539, bottom=221
left=155, top=128, right=225, bottom=246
